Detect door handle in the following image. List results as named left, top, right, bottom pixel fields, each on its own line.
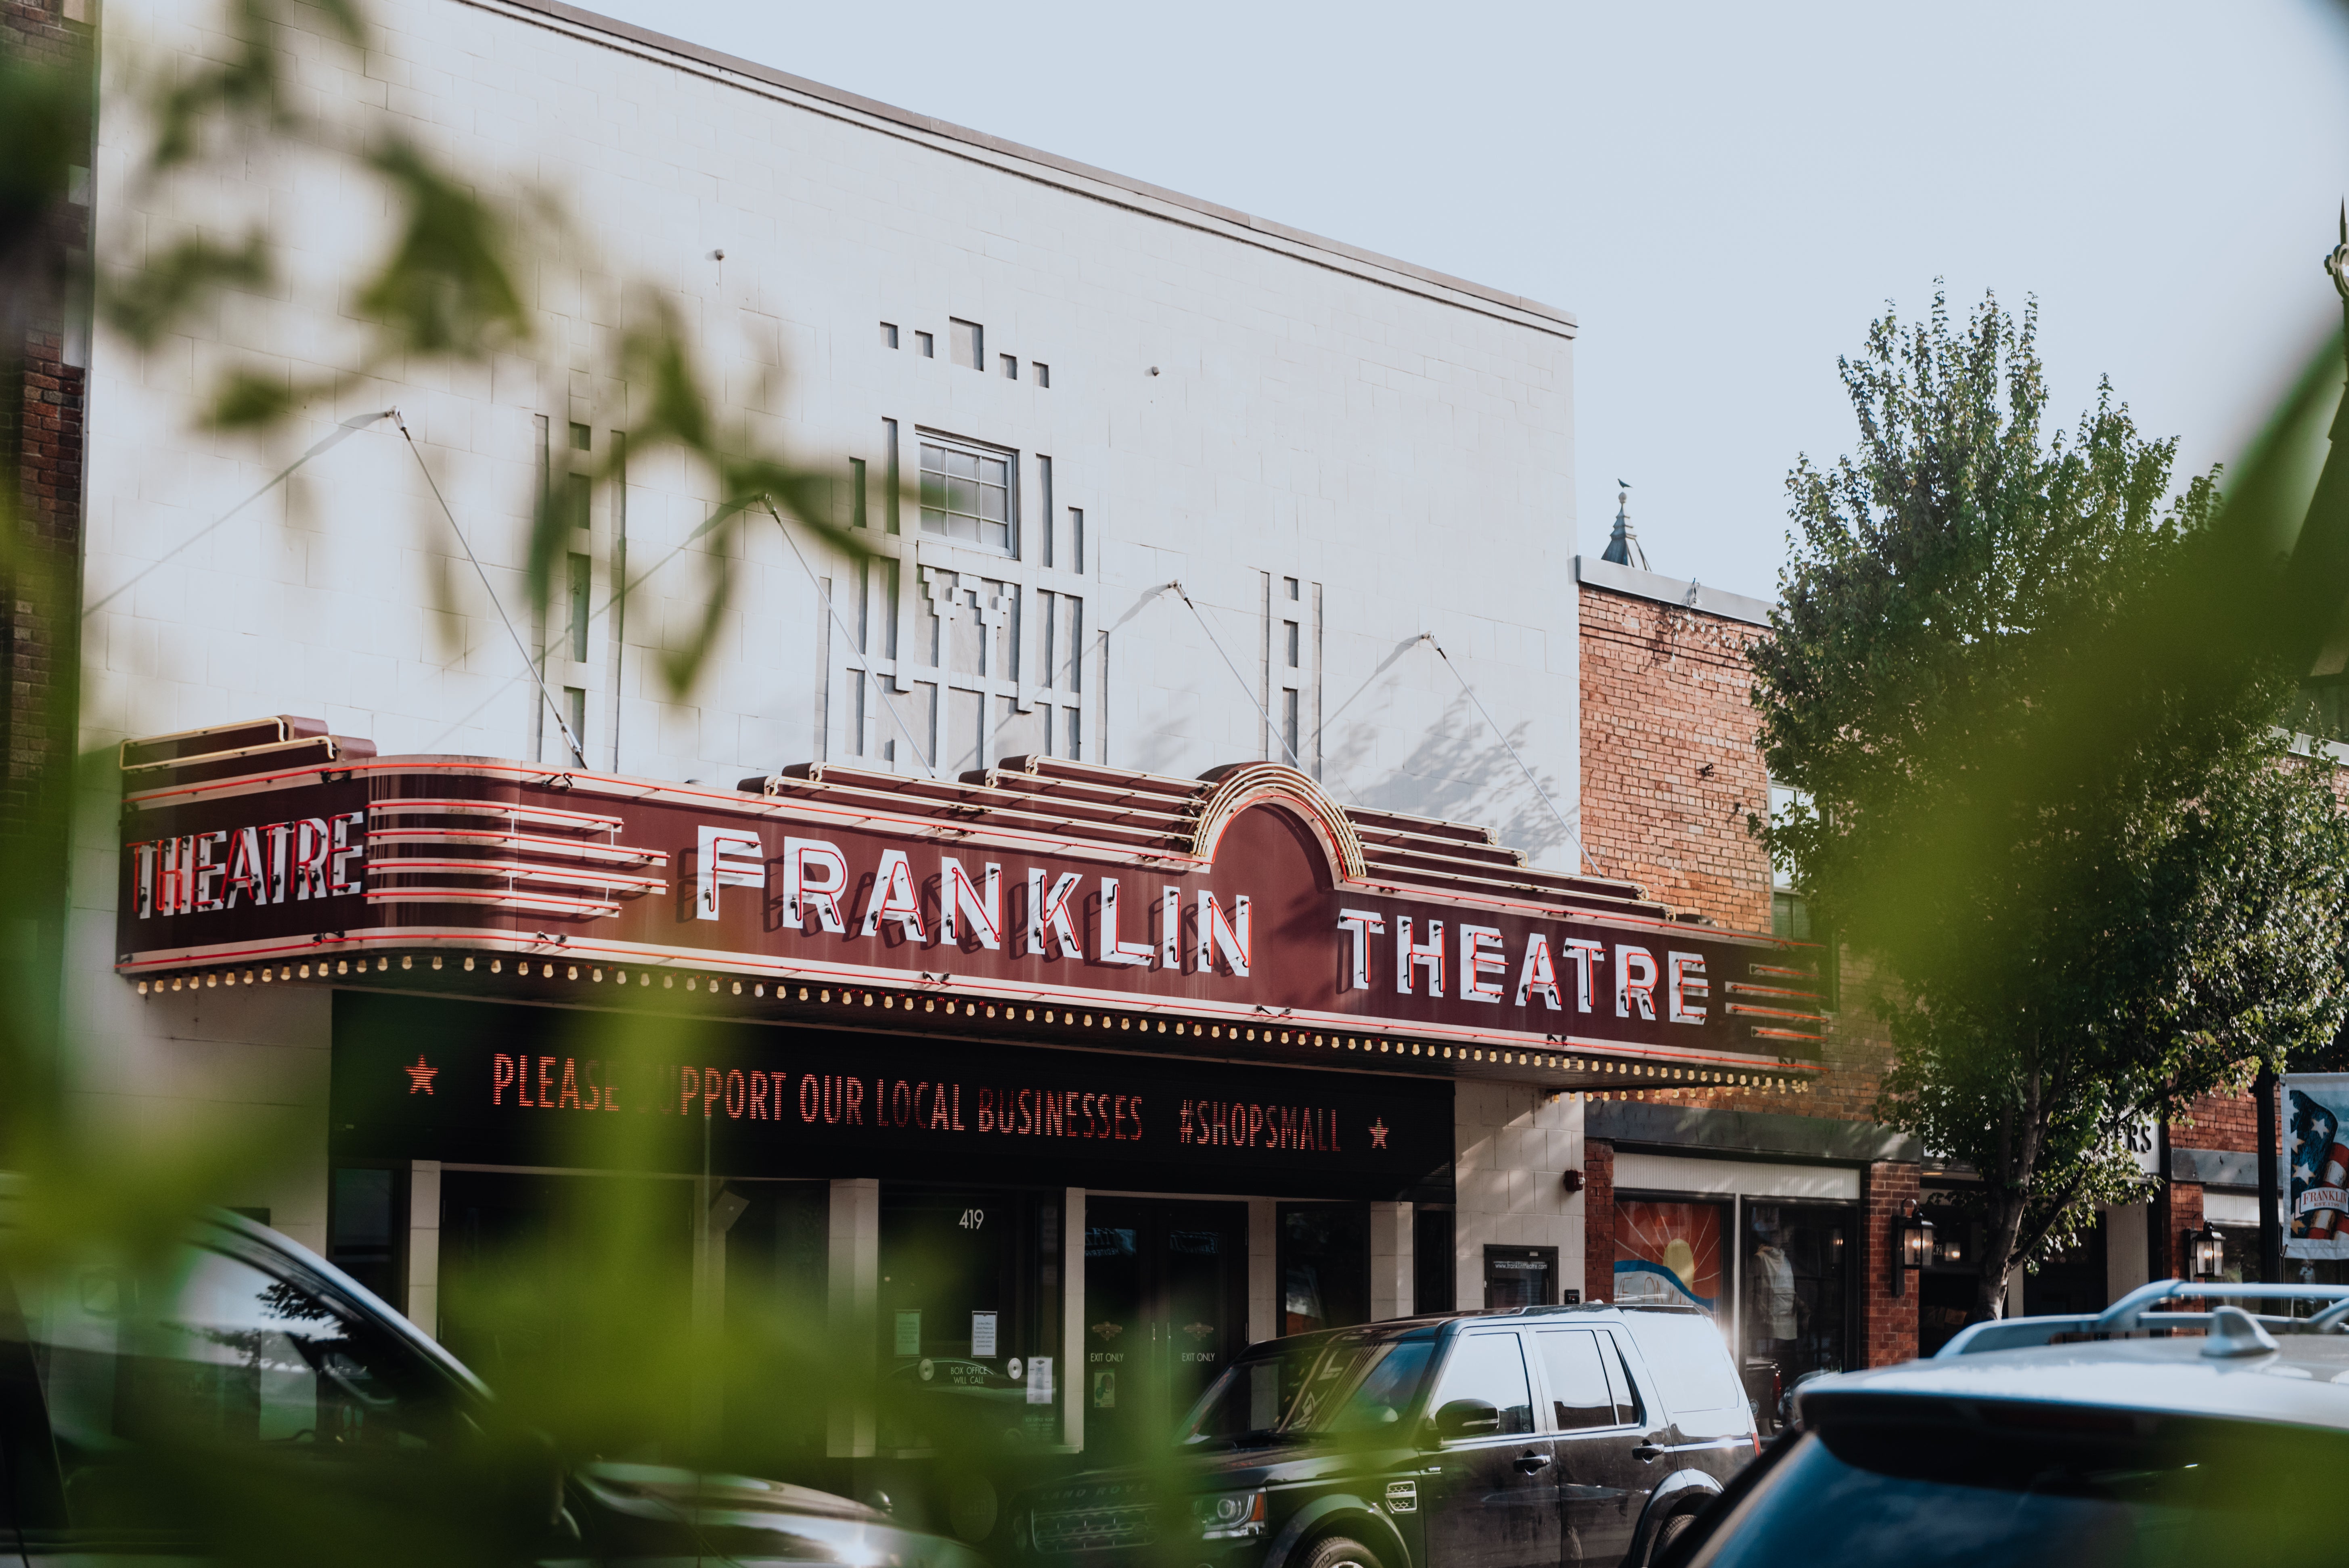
left=1514, top=1451, right=1552, bottom=1474
left=1631, top=1443, right=1664, bottom=1464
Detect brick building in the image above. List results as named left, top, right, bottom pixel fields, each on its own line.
left=1570, top=501, right=2296, bottom=1394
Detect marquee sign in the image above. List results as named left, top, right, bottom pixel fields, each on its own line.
left=116, top=723, right=1826, bottom=1075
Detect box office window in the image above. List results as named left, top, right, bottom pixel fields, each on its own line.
left=877, top=1186, right=1061, bottom=1451
left=1483, top=1244, right=1559, bottom=1310
left=1279, top=1203, right=1368, bottom=1336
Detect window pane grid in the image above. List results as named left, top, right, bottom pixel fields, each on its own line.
left=919, top=441, right=1012, bottom=553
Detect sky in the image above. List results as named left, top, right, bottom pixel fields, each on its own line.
left=588, top=0, right=2349, bottom=602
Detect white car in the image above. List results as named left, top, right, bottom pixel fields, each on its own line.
left=1661, top=1280, right=2349, bottom=1568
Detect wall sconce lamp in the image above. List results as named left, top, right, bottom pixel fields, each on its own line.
left=1560, top=1170, right=1585, bottom=1196
left=2187, top=1223, right=2224, bottom=1281
left=1893, top=1199, right=1935, bottom=1297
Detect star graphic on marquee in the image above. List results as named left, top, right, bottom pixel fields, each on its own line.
left=403, top=1055, right=438, bottom=1096
left=1368, top=1118, right=1390, bottom=1150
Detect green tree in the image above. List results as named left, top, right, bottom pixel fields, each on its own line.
left=1752, top=291, right=2349, bottom=1321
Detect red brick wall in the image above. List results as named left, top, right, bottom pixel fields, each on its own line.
left=3, top=0, right=88, bottom=833
left=1577, top=579, right=1898, bottom=1128
left=1578, top=585, right=1772, bottom=932
left=2177, top=1091, right=2259, bottom=1153
left=2152, top=1180, right=2205, bottom=1282
left=1582, top=1139, right=1615, bottom=1303
left=1862, top=1161, right=1921, bottom=1365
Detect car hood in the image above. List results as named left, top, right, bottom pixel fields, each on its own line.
left=572, top=1462, right=986, bottom=1566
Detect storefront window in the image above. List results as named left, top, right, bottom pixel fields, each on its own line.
left=1740, top=1202, right=1852, bottom=1429
left=1278, top=1203, right=1369, bottom=1335
left=876, top=1187, right=1061, bottom=1454
left=327, top=1163, right=406, bottom=1306
left=1614, top=1197, right=1727, bottom=1315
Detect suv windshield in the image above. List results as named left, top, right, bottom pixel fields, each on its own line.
left=1178, top=1334, right=1327, bottom=1446
left=1690, top=1414, right=2349, bottom=1568
left=1177, top=1332, right=1435, bottom=1445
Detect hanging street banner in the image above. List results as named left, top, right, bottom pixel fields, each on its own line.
left=2289, top=1074, right=2349, bottom=1259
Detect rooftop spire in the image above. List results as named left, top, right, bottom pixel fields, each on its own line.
left=1602, top=483, right=1648, bottom=571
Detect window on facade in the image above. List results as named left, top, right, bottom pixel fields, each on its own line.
left=1767, top=778, right=1807, bottom=936
left=915, top=330, right=934, bottom=358
left=1000, top=354, right=1018, bottom=379
left=950, top=318, right=983, bottom=370
left=881, top=321, right=899, bottom=349
left=1766, top=777, right=1834, bottom=1001
left=1281, top=689, right=1300, bottom=766
left=919, top=440, right=1014, bottom=553
left=568, top=421, right=590, bottom=451
left=1034, top=362, right=1050, bottom=388
left=563, top=687, right=587, bottom=749
left=566, top=553, right=591, bottom=662
left=1284, top=620, right=1300, bottom=668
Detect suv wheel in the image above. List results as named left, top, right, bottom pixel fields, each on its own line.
left=1300, top=1536, right=1384, bottom=1568
left=1645, top=1509, right=1697, bottom=1566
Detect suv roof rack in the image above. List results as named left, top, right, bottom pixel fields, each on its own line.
left=1938, top=1279, right=2349, bottom=1357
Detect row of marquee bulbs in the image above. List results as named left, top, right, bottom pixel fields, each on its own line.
left=130, top=956, right=1811, bottom=1095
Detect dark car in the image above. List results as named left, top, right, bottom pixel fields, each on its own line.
left=0, top=1198, right=984, bottom=1568
left=1659, top=1280, right=2349, bottom=1568
left=1013, top=1304, right=1757, bottom=1568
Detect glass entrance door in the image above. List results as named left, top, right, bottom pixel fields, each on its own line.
left=1082, top=1199, right=1249, bottom=1456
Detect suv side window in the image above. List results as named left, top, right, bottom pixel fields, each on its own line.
left=1601, top=1331, right=1647, bottom=1428
left=1619, top=1312, right=1746, bottom=1440
left=1536, top=1329, right=1620, bottom=1430
left=14, top=1240, right=457, bottom=1531
left=1427, top=1331, right=1534, bottom=1437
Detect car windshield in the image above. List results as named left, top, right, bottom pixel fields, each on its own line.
left=1688, top=1413, right=2349, bottom=1568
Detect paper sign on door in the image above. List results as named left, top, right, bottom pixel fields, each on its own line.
left=972, top=1311, right=998, bottom=1357
left=1026, top=1355, right=1054, bottom=1405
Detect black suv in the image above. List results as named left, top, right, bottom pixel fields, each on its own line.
left=1013, top=1305, right=1757, bottom=1568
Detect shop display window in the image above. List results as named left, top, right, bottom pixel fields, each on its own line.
left=877, top=1187, right=1062, bottom=1453
left=1740, top=1201, right=1853, bottom=1428
left=1614, top=1197, right=1729, bottom=1315
left=1278, top=1203, right=1369, bottom=1335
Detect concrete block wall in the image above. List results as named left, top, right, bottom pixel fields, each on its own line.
left=1452, top=1080, right=1583, bottom=1305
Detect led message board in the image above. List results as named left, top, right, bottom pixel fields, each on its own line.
left=331, top=994, right=1455, bottom=1201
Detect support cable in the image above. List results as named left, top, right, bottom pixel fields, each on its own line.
left=85, top=410, right=394, bottom=617
left=1419, top=632, right=1603, bottom=874
left=394, top=410, right=586, bottom=768
left=1167, top=581, right=1304, bottom=770
left=762, top=497, right=940, bottom=780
